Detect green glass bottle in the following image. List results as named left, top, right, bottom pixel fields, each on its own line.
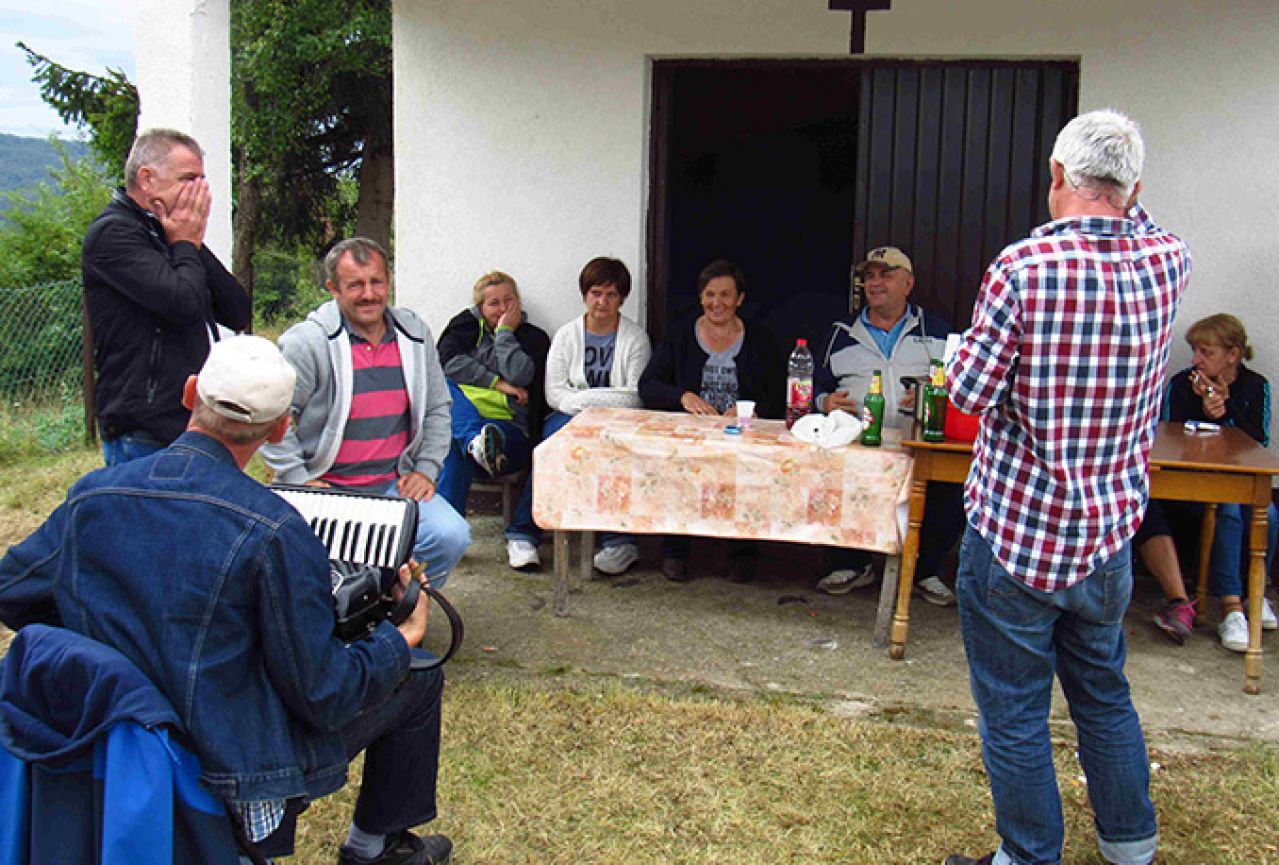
left=860, top=369, right=885, bottom=447
left=922, top=359, right=948, bottom=443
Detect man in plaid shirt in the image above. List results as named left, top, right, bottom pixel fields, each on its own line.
left=944, top=110, right=1190, bottom=865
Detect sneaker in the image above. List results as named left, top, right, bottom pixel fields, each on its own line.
left=593, top=543, right=640, bottom=575
left=1218, top=610, right=1249, bottom=653
left=1153, top=599, right=1196, bottom=645
left=661, top=557, right=689, bottom=582
left=507, top=539, right=540, bottom=571
left=915, top=575, right=957, bottom=607
left=338, top=830, right=452, bottom=865
left=815, top=562, right=876, bottom=595
left=943, top=856, right=993, bottom=865
left=1264, top=597, right=1277, bottom=631
left=467, top=424, right=507, bottom=476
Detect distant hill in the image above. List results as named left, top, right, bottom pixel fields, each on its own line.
left=0, top=133, right=92, bottom=197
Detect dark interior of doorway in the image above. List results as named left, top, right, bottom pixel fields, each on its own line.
left=649, top=61, right=861, bottom=354
left=648, top=58, right=1078, bottom=359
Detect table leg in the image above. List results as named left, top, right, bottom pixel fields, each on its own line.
left=875, top=555, right=900, bottom=648
left=890, top=453, right=930, bottom=660
left=1244, top=484, right=1268, bottom=694
left=553, top=530, right=571, bottom=617
left=580, top=530, right=595, bottom=584
left=1195, top=503, right=1218, bottom=613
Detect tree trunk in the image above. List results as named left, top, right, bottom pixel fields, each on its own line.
left=355, top=139, right=394, bottom=252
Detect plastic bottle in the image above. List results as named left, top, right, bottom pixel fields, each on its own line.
left=860, top=369, right=885, bottom=446
left=922, top=359, right=948, bottom=443
left=786, top=338, right=814, bottom=429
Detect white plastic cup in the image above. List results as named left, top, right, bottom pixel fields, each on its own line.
left=736, top=400, right=756, bottom=429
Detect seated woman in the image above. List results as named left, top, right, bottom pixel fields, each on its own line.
left=543, top=257, right=652, bottom=575
left=1161, top=313, right=1277, bottom=651
left=436, top=271, right=550, bottom=570
left=638, top=259, right=784, bottom=583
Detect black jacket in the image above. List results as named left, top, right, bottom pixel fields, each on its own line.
left=1164, top=364, right=1270, bottom=446
left=639, top=316, right=785, bottom=419
left=436, top=307, right=551, bottom=440
left=82, top=191, right=252, bottom=444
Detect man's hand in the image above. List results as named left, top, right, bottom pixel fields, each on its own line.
left=394, top=562, right=429, bottom=649
left=398, top=471, right=436, bottom=502
left=495, top=379, right=529, bottom=405
left=154, top=177, right=210, bottom=248
left=497, top=295, right=523, bottom=331
left=824, top=389, right=859, bottom=414
left=680, top=391, right=720, bottom=415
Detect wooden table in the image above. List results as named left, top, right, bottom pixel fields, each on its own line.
left=893, top=422, right=1279, bottom=694
left=533, top=407, right=914, bottom=639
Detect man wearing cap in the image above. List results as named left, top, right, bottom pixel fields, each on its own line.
left=811, top=246, right=962, bottom=604
left=82, top=128, right=252, bottom=466
left=262, top=237, right=470, bottom=591
left=0, top=335, right=453, bottom=865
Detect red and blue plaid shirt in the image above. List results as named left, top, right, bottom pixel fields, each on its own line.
left=947, top=204, right=1191, bottom=591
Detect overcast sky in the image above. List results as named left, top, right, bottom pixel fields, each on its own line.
left=0, top=0, right=137, bottom=138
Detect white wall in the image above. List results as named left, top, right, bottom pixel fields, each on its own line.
left=134, top=0, right=233, bottom=261
left=395, top=0, right=1279, bottom=438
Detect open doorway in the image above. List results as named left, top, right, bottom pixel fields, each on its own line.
left=647, top=58, right=1079, bottom=349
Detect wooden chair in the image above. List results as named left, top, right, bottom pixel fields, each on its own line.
left=470, top=468, right=529, bottom=524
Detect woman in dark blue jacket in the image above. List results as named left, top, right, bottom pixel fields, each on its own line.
left=639, top=259, right=784, bottom=583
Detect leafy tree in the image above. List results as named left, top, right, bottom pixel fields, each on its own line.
left=16, top=42, right=138, bottom=182
left=0, top=142, right=113, bottom=287
left=231, top=0, right=393, bottom=292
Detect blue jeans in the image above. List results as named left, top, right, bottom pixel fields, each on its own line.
left=341, top=663, right=444, bottom=836
left=956, top=526, right=1156, bottom=865
left=376, top=480, right=469, bottom=590
left=437, top=381, right=540, bottom=543
left=1209, top=503, right=1278, bottom=598
left=101, top=433, right=166, bottom=466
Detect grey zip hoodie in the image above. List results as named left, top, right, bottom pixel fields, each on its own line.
left=262, top=300, right=452, bottom=484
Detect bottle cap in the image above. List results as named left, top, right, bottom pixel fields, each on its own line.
left=796, top=338, right=807, bottom=347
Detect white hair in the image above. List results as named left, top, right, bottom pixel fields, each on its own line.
left=1050, top=109, right=1144, bottom=200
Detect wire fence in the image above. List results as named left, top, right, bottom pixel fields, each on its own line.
left=0, top=278, right=85, bottom=405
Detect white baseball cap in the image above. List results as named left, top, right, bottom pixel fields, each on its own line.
left=196, top=335, right=296, bottom=423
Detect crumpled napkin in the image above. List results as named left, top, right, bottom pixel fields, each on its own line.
left=790, top=409, right=864, bottom=448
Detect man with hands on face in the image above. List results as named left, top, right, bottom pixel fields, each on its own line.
left=82, top=128, right=252, bottom=466
left=262, top=237, right=470, bottom=591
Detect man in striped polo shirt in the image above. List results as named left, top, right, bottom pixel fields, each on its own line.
left=264, top=237, right=470, bottom=591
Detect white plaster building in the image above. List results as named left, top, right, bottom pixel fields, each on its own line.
left=138, top=0, right=1279, bottom=438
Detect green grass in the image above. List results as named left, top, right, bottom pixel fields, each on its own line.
left=2, top=450, right=1279, bottom=864
left=0, top=395, right=88, bottom=464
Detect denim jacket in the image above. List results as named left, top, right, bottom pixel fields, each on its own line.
left=0, top=432, right=411, bottom=802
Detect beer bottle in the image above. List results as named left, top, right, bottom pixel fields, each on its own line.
left=922, top=359, right=948, bottom=443
left=860, top=369, right=885, bottom=447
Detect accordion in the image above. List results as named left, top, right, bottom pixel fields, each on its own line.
left=272, top=484, right=462, bottom=669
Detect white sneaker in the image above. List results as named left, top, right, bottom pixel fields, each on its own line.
left=1262, top=597, right=1278, bottom=631
left=1218, top=610, right=1249, bottom=653
left=815, top=562, right=876, bottom=595
left=593, top=543, right=640, bottom=575
left=915, top=575, right=957, bottom=607
left=507, top=539, right=540, bottom=570
left=468, top=424, right=507, bottom=476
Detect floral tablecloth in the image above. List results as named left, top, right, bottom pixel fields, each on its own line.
left=532, top=407, right=914, bottom=553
